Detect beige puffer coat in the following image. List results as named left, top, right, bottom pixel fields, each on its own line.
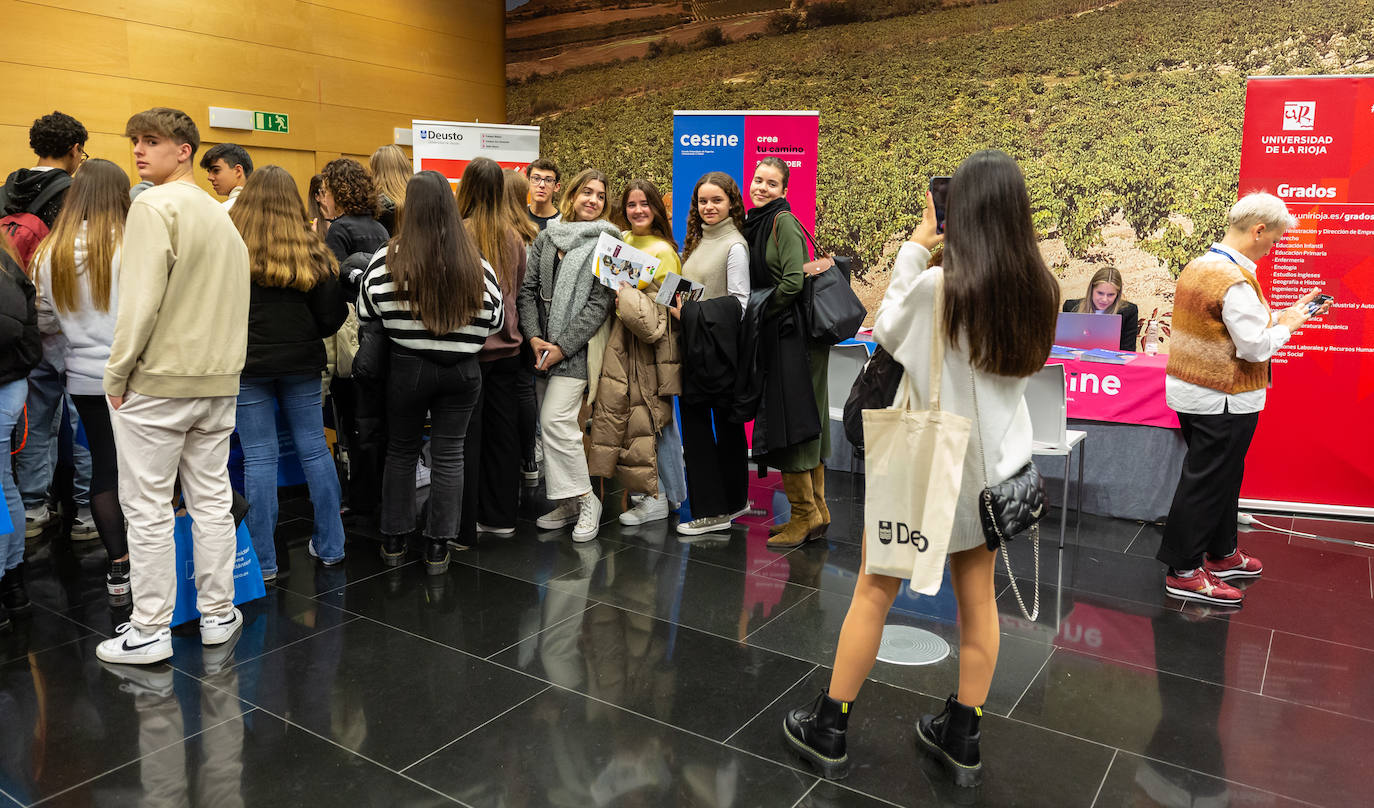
left=588, top=284, right=682, bottom=495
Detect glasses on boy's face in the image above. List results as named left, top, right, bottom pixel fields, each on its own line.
left=530, top=175, right=557, bottom=187
left=80, top=149, right=89, bottom=162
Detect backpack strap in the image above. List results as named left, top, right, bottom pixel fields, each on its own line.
left=26, top=173, right=71, bottom=216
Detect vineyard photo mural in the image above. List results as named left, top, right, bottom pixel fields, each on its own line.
left=506, top=0, right=1374, bottom=350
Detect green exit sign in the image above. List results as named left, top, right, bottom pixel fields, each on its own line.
left=254, top=112, right=289, bottom=133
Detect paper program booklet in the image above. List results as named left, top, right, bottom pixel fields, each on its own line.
left=593, top=233, right=658, bottom=290
left=654, top=271, right=704, bottom=307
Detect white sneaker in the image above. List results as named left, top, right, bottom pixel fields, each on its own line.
left=572, top=493, right=603, bottom=542
left=200, top=607, right=243, bottom=646
left=25, top=507, right=54, bottom=539
left=619, top=495, right=670, bottom=526
left=537, top=499, right=581, bottom=530
left=476, top=523, right=516, bottom=536
left=70, top=508, right=100, bottom=541
left=677, top=513, right=734, bottom=536
left=97, top=623, right=173, bottom=665
left=415, top=460, right=432, bottom=488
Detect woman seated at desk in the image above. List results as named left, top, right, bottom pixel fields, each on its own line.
left=1063, top=266, right=1139, bottom=351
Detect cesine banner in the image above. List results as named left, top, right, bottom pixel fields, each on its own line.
left=411, top=120, right=540, bottom=184
left=1237, top=76, right=1374, bottom=515
left=671, top=111, right=819, bottom=249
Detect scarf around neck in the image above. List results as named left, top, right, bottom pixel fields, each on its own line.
left=742, top=197, right=792, bottom=289
left=542, top=218, right=619, bottom=344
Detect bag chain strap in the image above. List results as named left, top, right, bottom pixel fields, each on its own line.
left=969, top=366, right=1040, bottom=622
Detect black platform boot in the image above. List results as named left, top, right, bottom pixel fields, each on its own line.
left=380, top=533, right=408, bottom=566
left=916, top=695, right=984, bottom=787
left=1, top=564, right=30, bottom=612
left=782, top=690, right=851, bottom=779
left=424, top=538, right=450, bottom=575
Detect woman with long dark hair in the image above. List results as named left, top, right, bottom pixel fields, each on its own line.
left=454, top=158, right=529, bottom=547
left=358, top=171, right=503, bottom=573
left=674, top=172, right=751, bottom=536
left=31, top=158, right=131, bottom=596
left=782, top=151, right=1059, bottom=787
left=504, top=169, right=541, bottom=484
left=589, top=179, right=685, bottom=525
left=516, top=168, right=619, bottom=543
left=741, top=157, right=830, bottom=548
left=229, top=165, right=349, bottom=579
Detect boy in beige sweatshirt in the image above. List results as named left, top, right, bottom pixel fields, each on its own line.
left=97, top=108, right=251, bottom=665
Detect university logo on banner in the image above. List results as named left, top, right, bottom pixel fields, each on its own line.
left=1283, top=101, right=1316, bottom=131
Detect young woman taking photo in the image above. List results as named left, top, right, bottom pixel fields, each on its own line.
left=673, top=171, right=750, bottom=536
left=455, top=158, right=529, bottom=547
left=31, top=158, right=130, bottom=596
left=742, top=156, right=830, bottom=549
left=229, top=165, right=349, bottom=579
left=516, top=168, right=619, bottom=543
left=1063, top=266, right=1139, bottom=351
left=782, top=150, right=1059, bottom=787
left=358, top=171, right=504, bottom=574
left=590, top=179, right=685, bottom=526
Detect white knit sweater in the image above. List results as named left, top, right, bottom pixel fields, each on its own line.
left=873, top=242, right=1035, bottom=552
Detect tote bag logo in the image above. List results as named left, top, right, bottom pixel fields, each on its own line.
left=1283, top=102, right=1315, bottom=131
left=876, top=520, right=928, bottom=551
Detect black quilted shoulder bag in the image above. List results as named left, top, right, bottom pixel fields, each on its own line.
left=842, top=345, right=903, bottom=451
left=969, top=368, right=1045, bottom=621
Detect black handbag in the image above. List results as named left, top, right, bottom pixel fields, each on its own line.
left=842, top=345, right=903, bottom=450
left=795, top=224, right=866, bottom=345
left=969, top=368, right=1045, bottom=621
left=351, top=319, right=390, bottom=382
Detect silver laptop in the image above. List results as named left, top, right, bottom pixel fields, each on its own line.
left=1056, top=312, right=1122, bottom=350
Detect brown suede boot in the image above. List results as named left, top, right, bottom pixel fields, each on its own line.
left=769, top=472, right=822, bottom=548
left=810, top=464, right=830, bottom=539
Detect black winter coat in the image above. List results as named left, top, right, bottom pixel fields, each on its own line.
left=0, top=250, right=41, bottom=385
left=731, top=289, right=820, bottom=453
left=244, top=277, right=349, bottom=378
left=324, top=215, right=389, bottom=264
left=680, top=295, right=743, bottom=410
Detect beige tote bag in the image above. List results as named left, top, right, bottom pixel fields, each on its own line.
left=862, top=273, right=971, bottom=594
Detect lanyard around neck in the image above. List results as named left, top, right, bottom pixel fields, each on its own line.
left=1208, top=247, right=1242, bottom=267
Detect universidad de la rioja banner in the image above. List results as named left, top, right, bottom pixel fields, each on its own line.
left=671, top=111, right=819, bottom=252
left=1237, top=76, right=1374, bottom=516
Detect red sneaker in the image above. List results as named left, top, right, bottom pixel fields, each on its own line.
left=1165, top=568, right=1243, bottom=606
left=1204, top=549, right=1263, bottom=580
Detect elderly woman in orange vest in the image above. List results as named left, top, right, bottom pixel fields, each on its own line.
left=1158, top=192, right=1330, bottom=607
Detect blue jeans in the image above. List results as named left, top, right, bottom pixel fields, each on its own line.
left=0, top=379, right=29, bottom=571
left=657, top=409, right=687, bottom=507
left=236, top=375, right=345, bottom=572
left=14, top=358, right=91, bottom=510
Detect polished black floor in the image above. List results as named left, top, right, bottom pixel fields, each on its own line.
left=3, top=470, right=1373, bottom=807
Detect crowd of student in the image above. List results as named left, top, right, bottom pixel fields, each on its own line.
left=0, top=107, right=1331, bottom=789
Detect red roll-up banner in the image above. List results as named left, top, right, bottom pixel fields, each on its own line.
left=1237, top=76, right=1374, bottom=516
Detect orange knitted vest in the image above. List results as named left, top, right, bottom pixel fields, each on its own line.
left=1166, top=255, right=1272, bottom=394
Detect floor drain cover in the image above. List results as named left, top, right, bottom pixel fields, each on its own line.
left=876, top=625, right=951, bottom=666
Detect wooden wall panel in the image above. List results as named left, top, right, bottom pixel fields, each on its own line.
left=0, top=0, right=505, bottom=200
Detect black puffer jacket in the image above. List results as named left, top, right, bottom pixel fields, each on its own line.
left=1, top=168, right=70, bottom=228
left=0, top=250, right=41, bottom=384
left=243, top=276, right=348, bottom=378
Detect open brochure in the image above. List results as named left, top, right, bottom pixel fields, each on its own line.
left=593, top=233, right=658, bottom=291
left=654, top=270, right=704, bottom=308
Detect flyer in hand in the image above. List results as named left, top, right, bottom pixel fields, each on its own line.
left=593, top=233, right=659, bottom=290
left=654, top=271, right=705, bottom=308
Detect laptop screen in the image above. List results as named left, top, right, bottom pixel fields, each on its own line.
left=1055, top=312, right=1122, bottom=350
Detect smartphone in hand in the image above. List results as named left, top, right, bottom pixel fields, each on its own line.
left=1306, top=294, right=1334, bottom=315
left=929, top=176, right=952, bottom=234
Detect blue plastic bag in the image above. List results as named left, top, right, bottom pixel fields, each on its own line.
left=170, top=514, right=268, bottom=626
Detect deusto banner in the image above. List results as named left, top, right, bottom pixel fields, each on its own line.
left=411, top=120, right=540, bottom=183
left=671, top=111, right=819, bottom=249
left=1237, top=76, right=1374, bottom=515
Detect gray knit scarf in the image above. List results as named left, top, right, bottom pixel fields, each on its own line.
left=543, top=218, right=620, bottom=345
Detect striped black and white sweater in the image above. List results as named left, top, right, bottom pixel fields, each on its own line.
left=357, top=246, right=504, bottom=362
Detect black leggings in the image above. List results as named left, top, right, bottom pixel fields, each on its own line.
left=70, top=395, right=127, bottom=560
